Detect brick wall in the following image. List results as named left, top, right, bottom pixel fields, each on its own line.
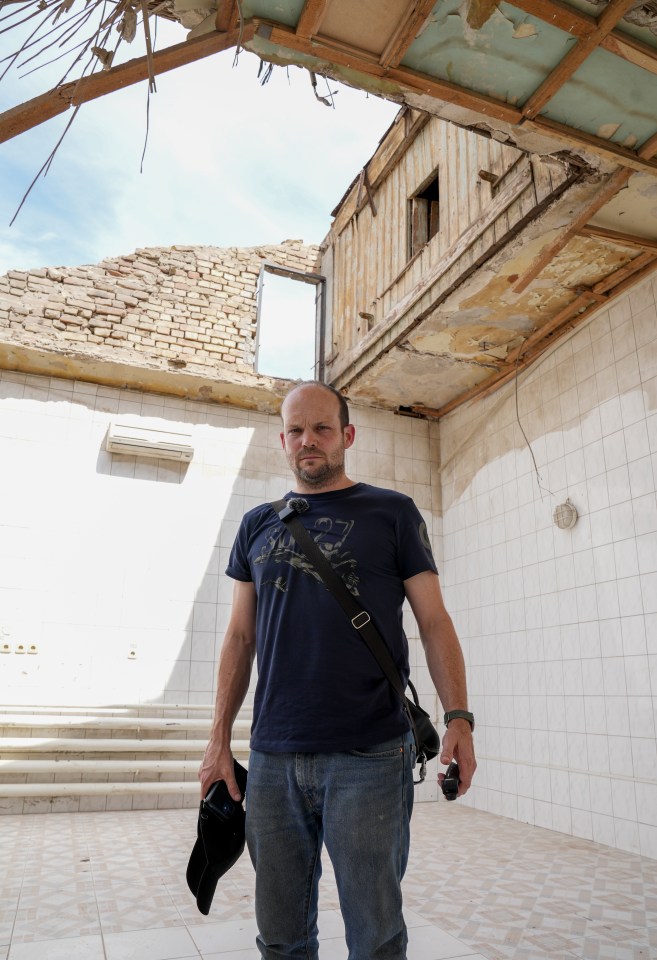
left=0, top=240, right=320, bottom=375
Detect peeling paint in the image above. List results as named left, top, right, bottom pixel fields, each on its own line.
left=466, top=0, right=500, bottom=31
left=597, top=122, right=622, bottom=140
left=512, top=22, right=538, bottom=39
left=410, top=324, right=520, bottom=358
left=346, top=347, right=493, bottom=410
left=589, top=173, right=657, bottom=239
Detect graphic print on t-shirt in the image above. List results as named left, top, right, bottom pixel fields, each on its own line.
left=255, top=516, right=360, bottom=596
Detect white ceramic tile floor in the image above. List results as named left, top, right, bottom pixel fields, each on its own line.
left=1, top=803, right=656, bottom=959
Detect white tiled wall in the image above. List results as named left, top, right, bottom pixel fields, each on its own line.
left=0, top=374, right=439, bottom=797
left=438, top=270, right=657, bottom=859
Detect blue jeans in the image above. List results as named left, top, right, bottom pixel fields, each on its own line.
left=245, top=731, right=415, bottom=960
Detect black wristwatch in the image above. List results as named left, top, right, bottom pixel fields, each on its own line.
left=444, top=710, right=475, bottom=732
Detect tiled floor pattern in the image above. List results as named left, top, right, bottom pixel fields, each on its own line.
left=1, top=803, right=655, bottom=960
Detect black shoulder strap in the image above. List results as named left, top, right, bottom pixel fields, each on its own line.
left=270, top=498, right=408, bottom=704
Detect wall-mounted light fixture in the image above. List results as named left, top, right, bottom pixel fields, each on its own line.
left=553, top=499, right=578, bottom=530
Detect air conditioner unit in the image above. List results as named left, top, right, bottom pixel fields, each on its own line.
left=105, top=422, right=194, bottom=462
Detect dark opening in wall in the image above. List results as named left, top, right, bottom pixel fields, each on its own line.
left=408, top=171, right=440, bottom=259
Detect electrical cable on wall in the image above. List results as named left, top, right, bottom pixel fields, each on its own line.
left=514, top=354, right=554, bottom=499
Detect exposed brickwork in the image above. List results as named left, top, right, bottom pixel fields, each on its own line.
left=0, top=241, right=320, bottom=374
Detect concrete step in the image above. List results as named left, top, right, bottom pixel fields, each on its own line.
left=0, top=704, right=252, bottom=814
left=0, top=737, right=250, bottom=755
left=0, top=714, right=250, bottom=735
left=1, top=703, right=252, bottom=717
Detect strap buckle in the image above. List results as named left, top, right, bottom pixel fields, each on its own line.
left=351, top=611, right=371, bottom=630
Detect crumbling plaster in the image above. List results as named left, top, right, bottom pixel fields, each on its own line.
left=333, top=167, right=653, bottom=411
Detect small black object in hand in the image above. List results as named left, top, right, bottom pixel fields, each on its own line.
left=441, top=761, right=459, bottom=801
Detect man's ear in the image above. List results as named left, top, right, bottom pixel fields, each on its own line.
left=280, top=431, right=286, bottom=450
left=344, top=425, right=356, bottom=449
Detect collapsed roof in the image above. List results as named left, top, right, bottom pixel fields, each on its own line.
left=1, top=0, right=656, bottom=415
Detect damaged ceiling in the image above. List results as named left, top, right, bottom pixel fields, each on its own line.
left=1, top=0, right=657, bottom=415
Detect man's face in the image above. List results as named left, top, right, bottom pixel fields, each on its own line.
left=280, top=386, right=355, bottom=491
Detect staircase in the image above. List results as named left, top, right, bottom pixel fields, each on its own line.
left=0, top=703, right=251, bottom=814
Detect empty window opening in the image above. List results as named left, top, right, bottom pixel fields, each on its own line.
left=408, top=171, right=439, bottom=259
left=255, top=268, right=322, bottom=380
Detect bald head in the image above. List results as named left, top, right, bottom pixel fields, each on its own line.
left=282, top=381, right=350, bottom=429
left=279, top=381, right=355, bottom=493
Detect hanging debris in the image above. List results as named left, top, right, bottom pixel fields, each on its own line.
left=92, top=45, right=115, bottom=69
left=118, top=5, right=137, bottom=42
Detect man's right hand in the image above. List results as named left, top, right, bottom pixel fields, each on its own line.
left=198, top=742, right=241, bottom=801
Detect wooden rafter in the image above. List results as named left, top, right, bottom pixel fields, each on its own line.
left=509, top=0, right=592, bottom=35
left=509, top=251, right=655, bottom=364
left=379, top=0, right=438, bottom=69
left=512, top=167, right=632, bottom=293
left=296, top=0, right=332, bottom=39
left=0, top=25, right=254, bottom=144
left=521, top=0, right=638, bottom=120
left=578, top=225, right=657, bottom=252
left=252, top=23, right=657, bottom=179
left=602, top=31, right=657, bottom=79
left=641, top=129, right=657, bottom=157
left=422, top=255, right=657, bottom=419
left=511, top=0, right=657, bottom=79
left=513, top=129, right=657, bottom=294
left=526, top=116, right=657, bottom=176
left=215, top=0, right=238, bottom=32
left=257, top=24, right=524, bottom=124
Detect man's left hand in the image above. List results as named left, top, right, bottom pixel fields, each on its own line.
left=438, top=718, right=476, bottom=797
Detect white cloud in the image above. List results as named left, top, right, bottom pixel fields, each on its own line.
left=0, top=17, right=399, bottom=272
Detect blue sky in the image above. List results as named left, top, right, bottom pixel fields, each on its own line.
left=0, top=17, right=399, bottom=275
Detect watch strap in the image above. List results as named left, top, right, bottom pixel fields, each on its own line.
left=444, top=709, right=474, bottom=731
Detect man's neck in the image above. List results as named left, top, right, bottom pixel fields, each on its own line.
left=291, top=476, right=356, bottom=495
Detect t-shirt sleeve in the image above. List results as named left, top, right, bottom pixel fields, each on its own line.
left=225, top=517, right=253, bottom=582
left=395, top=498, right=438, bottom=581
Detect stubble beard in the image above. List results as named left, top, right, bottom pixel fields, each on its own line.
left=290, top=449, right=345, bottom=490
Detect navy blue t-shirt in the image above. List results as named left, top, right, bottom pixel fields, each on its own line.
left=225, top=482, right=437, bottom=752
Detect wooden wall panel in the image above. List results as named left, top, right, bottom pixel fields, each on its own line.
left=326, top=114, right=563, bottom=367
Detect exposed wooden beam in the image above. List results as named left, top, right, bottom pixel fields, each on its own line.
left=640, top=129, right=657, bottom=158
left=379, top=0, right=438, bottom=69
left=522, top=0, right=637, bottom=120
left=594, top=249, right=656, bottom=293
left=511, top=0, right=657, bottom=79
left=0, top=25, right=253, bottom=144
left=252, top=23, right=657, bottom=178
left=512, top=166, right=632, bottom=293
left=601, top=31, right=657, bottom=79
left=429, top=256, right=657, bottom=418
left=296, top=0, right=332, bottom=39
left=526, top=116, right=657, bottom=176
left=510, top=251, right=654, bottom=362
left=578, top=224, right=657, bottom=252
left=512, top=123, right=657, bottom=294
left=257, top=24, right=523, bottom=124
left=386, top=63, right=522, bottom=124
left=215, top=0, right=237, bottom=32
left=509, top=0, right=592, bottom=35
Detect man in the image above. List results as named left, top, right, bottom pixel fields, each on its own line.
left=199, top=381, right=476, bottom=960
